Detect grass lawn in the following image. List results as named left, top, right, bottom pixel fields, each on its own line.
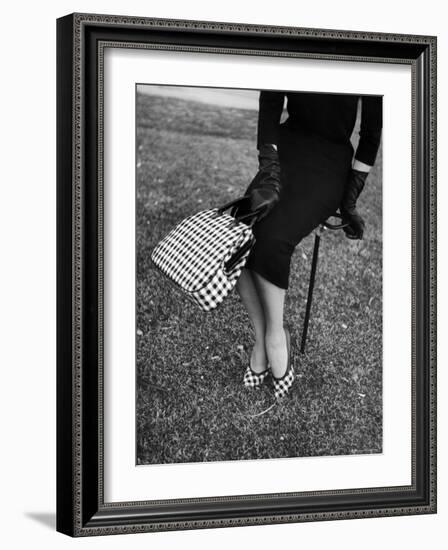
left=136, top=91, right=383, bottom=465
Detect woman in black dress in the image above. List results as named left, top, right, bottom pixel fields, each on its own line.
left=236, top=90, right=382, bottom=399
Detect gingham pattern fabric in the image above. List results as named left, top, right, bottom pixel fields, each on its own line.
left=151, top=208, right=255, bottom=312
left=243, top=365, right=270, bottom=388
left=273, top=366, right=295, bottom=399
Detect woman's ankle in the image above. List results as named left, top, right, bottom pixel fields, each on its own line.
left=248, top=337, right=266, bottom=372
left=265, top=328, right=288, bottom=377
left=265, top=327, right=286, bottom=349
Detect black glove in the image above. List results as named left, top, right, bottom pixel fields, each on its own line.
left=244, top=144, right=282, bottom=220
left=340, top=169, right=368, bottom=240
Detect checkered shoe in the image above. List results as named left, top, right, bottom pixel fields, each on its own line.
left=272, top=365, right=295, bottom=399
left=243, top=365, right=270, bottom=388
left=272, top=327, right=295, bottom=399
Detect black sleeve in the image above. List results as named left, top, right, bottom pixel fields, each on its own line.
left=354, top=96, right=383, bottom=166
left=256, top=91, right=285, bottom=149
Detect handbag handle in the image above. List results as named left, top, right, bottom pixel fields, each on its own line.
left=217, top=196, right=248, bottom=215
left=217, top=196, right=266, bottom=226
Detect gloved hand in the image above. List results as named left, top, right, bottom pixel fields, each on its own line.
left=244, top=144, right=282, bottom=220
left=340, top=168, right=368, bottom=240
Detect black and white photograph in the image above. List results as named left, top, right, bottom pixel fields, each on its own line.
left=136, top=84, right=383, bottom=465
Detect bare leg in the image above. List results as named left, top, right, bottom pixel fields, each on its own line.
left=235, top=268, right=267, bottom=373
left=252, top=272, right=288, bottom=379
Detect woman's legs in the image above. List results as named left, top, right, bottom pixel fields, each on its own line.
left=235, top=268, right=267, bottom=373
left=236, top=268, right=288, bottom=379
left=252, top=272, right=288, bottom=379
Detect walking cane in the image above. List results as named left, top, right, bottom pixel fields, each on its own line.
left=300, top=213, right=349, bottom=354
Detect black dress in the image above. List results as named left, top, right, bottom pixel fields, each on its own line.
left=245, top=91, right=382, bottom=289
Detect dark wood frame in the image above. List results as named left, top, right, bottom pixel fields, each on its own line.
left=57, top=12, right=437, bottom=537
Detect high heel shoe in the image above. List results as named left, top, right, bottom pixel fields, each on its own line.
left=243, top=365, right=270, bottom=388
left=271, top=327, right=295, bottom=399
left=243, top=355, right=270, bottom=388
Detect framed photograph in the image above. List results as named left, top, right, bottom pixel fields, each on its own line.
left=56, top=13, right=437, bottom=536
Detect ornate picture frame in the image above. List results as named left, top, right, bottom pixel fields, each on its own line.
left=56, top=13, right=436, bottom=536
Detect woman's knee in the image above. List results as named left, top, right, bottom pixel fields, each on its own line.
left=247, top=238, right=292, bottom=291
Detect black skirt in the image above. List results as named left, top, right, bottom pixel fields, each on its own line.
left=245, top=122, right=354, bottom=289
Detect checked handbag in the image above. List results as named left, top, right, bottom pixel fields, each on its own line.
left=150, top=197, right=263, bottom=312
